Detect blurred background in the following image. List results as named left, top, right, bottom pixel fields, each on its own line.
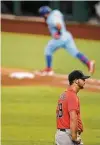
left=1, top=1, right=100, bottom=24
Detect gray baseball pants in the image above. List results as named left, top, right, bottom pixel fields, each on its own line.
left=55, top=129, right=83, bottom=145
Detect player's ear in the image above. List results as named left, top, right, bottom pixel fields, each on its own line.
left=74, top=79, right=78, bottom=85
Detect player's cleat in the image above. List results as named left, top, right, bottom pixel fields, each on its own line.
left=35, top=68, right=54, bottom=76
left=88, top=60, right=95, bottom=75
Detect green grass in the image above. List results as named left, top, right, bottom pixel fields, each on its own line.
left=1, top=86, right=100, bottom=145
left=1, top=32, right=100, bottom=78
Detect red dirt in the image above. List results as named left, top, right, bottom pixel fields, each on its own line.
left=1, top=15, right=100, bottom=40
left=1, top=68, right=100, bottom=93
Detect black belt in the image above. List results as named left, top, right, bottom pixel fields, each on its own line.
left=58, top=129, right=66, bottom=132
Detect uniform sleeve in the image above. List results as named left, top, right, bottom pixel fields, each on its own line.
left=67, top=94, right=78, bottom=112
left=53, top=17, right=62, bottom=26
left=52, top=11, right=63, bottom=26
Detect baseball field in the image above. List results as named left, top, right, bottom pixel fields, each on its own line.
left=1, top=32, right=100, bottom=145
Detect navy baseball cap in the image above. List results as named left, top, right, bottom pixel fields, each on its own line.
left=38, top=6, right=52, bottom=16
left=68, top=70, right=90, bottom=84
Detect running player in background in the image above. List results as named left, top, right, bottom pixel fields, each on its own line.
left=38, top=6, right=95, bottom=76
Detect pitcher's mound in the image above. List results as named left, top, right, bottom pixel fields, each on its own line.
left=1, top=67, right=100, bottom=92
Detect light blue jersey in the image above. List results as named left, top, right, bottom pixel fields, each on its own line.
left=45, top=9, right=79, bottom=57
left=46, top=10, right=67, bottom=38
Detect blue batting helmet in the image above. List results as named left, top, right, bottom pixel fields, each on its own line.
left=38, top=6, right=52, bottom=16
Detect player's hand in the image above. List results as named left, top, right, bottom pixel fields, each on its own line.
left=53, top=32, right=60, bottom=39
left=72, top=133, right=81, bottom=144
left=72, top=138, right=81, bottom=144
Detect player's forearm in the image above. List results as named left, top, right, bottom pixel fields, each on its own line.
left=70, top=111, right=82, bottom=144
left=55, top=23, right=62, bottom=35
left=70, top=119, right=77, bottom=140
left=78, top=116, right=83, bottom=133
left=54, top=23, right=62, bottom=39
left=70, top=111, right=78, bottom=140
left=56, top=23, right=61, bottom=31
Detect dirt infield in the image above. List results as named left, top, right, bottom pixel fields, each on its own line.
left=1, top=68, right=100, bottom=93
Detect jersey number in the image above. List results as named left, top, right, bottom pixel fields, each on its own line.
left=57, top=103, right=63, bottom=118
